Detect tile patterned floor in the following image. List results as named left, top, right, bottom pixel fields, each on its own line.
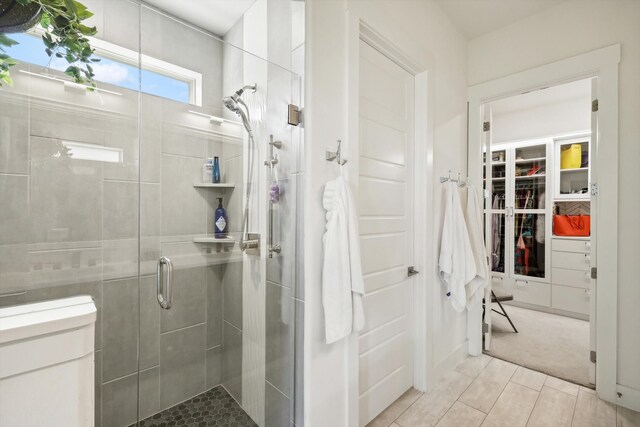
left=135, top=386, right=257, bottom=427
left=367, top=355, right=640, bottom=427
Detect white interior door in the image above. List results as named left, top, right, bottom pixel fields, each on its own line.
left=357, top=40, right=415, bottom=426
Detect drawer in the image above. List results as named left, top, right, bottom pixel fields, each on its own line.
left=552, top=284, right=590, bottom=315
left=552, top=251, right=590, bottom=271
left=513, top=280, right=550, bottom=307
left=552, top=268, right=590, bottom=289
left=552, top=238, right=591, bottom=254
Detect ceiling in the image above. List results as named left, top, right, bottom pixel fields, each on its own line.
left=144, top=0, right=257, bottom=36
left=436, top=0, right=565, bottom=38
left=490, top=78, right=591, bottom=116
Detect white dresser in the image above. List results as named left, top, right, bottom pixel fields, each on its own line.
left=551, top=237, right=591, bottom=317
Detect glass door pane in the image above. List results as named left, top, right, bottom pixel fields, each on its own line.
left=486, top=149, right=507, bottom=274
left=513, top=213, right=547, bottom=278
left=511, top=144, right=548, bottom=280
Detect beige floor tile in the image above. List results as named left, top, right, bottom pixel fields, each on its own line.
left=367, top=388, right=424, bottom=427
left=571, top=387, right=616, bottom=427
left=527, top=386, right=577, bottom=427
left=480, top=382, right=538, bottom=427
left=511, top=366, right=547, bottom=392
left=390, top=424, right=401, bottom=427
left=544, top=376, right=580, bottom=397
left=459, top=358, right=518, bottom=413
left=581, top=386, right=597, bottom=395
left=396, top=371, right=473, bottom=427
left=617, top=404, right=640, bottom=427
left=455, top=354, right=493, bottom=379
left=436, top=401, right=486, bottom=427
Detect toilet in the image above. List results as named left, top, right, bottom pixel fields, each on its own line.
left=0, top=296, right=97, bottom=427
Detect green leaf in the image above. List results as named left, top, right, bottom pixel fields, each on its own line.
left=1, top=73, right=14, bottom=87
left=40, top=13, right=52, bottom=28
left=0, top=34, right=19, bottom=48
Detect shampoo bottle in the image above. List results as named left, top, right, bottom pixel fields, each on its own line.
left=202, top=158, right=213, bottom=183
left=213, top=156, right=221, bottom=183
left=214, top=197, right=228, bottom=238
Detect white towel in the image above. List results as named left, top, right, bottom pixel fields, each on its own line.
left=439, top=181, right=476, bottom=312
left=322, top=176, right=365, bottom=343
left=464, top=185, right=489, bottom=309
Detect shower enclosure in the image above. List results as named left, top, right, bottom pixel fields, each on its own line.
left=0, top=0, right=304, bottom=426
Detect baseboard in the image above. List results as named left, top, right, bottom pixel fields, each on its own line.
left=616, top=384, right=640, bottom=413
left=428, top=341, right=468, bottom=391
left=503, top=301, right=589, bottom=321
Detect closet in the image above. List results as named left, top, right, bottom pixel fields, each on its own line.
left=485, top=134, right=590, bottom=319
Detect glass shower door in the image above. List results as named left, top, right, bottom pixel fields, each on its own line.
left=135, top=4, right=302, bottom=426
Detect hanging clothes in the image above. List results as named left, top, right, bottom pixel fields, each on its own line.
left=438, top=181, right=476, bottom=313
left=464, top=185, right=489, bottom=309
left=322, top=176, right=365, bottom=344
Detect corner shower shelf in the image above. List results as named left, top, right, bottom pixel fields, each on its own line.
left=193, top=236, right=236, bottom=244
left=193, top=183, right=236, bottom=189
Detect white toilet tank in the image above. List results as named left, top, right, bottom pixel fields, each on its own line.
left=0, top=296, right=97, bottom=427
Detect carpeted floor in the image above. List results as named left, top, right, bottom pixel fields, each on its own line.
left=487, top=303, right=592, bottom=387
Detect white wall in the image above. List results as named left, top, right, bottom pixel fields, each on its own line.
left=493, top=96, right=591, bottom=143
left=305, top=1, right=468, bottom=425
left=468, top=0, right=640, bottom=395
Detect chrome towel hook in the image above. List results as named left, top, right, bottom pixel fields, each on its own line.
left=326, top=140, right=347, bottom=165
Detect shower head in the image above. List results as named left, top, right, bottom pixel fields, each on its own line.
left=223, top=84, right=257, bottom=136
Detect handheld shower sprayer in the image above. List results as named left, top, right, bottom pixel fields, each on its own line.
left=222, top=84, right=256, bottom=136
left=222, top=84, right=259, bottom=253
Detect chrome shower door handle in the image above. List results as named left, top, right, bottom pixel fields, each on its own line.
left=157, top=256, right=174, bottom=309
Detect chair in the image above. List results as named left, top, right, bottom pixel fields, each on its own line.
left=490, top=290, right=518, bottom=333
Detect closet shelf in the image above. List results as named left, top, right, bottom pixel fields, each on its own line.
left=515, top=157, right=546, bottom=164
left=559, top=167, right=588, bottom=173
left=193, top=183, right=236, bottom=189
left=515, top=174, right=546, bottom=179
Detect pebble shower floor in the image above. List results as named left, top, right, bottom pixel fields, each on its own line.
left=133, top=386, right=257, bottom=427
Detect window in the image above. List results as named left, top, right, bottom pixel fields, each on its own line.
left=6, top=32, right=202, bottom=106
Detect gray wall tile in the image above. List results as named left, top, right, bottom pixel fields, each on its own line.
left=160, top=324, right=206, bottom=409
left=206, top=346, right=222, bottom=389
left=0, top=174, right=30, bottom=245
left=0, top=244, right=29, bottom=292
left=160, top=266, right=206, bottom=333
left=101, top=373, right=138, bottom=427
left=30, top=136, right=103, bottom=243
left=141, top=183, right=161, bottom=237
left=207, top=264, right=223, bottom=348
left=103, top=181, right=137, bottom=240
left=266, top=281, right=292, bottom=397
left=265, top=381, right=291, bottom=427
left=140, top=367, right=161, bottom=420
left=222, top=321, right=242, bottom=403
left=0, top=94, right=29, bottom=175
left=223, top=261, right=243, bottom=330
left=140, top=275, right=160, bottom=370
left=102, top=278, right=139, bottom=381
left=102, top=118, right=139, bottom=182
left=161, top=154, right=207, bottom=236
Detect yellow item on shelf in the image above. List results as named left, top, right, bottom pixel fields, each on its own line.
left=561, top=144, right=582, bottom=169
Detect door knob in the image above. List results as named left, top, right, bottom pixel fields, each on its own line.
left=408, top=266, right=419, bottom=277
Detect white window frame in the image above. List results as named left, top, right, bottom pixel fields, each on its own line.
left=30, top=29, right=203, bottom=106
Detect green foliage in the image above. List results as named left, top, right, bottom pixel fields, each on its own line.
left=0, top=0, right=99, bottom=87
